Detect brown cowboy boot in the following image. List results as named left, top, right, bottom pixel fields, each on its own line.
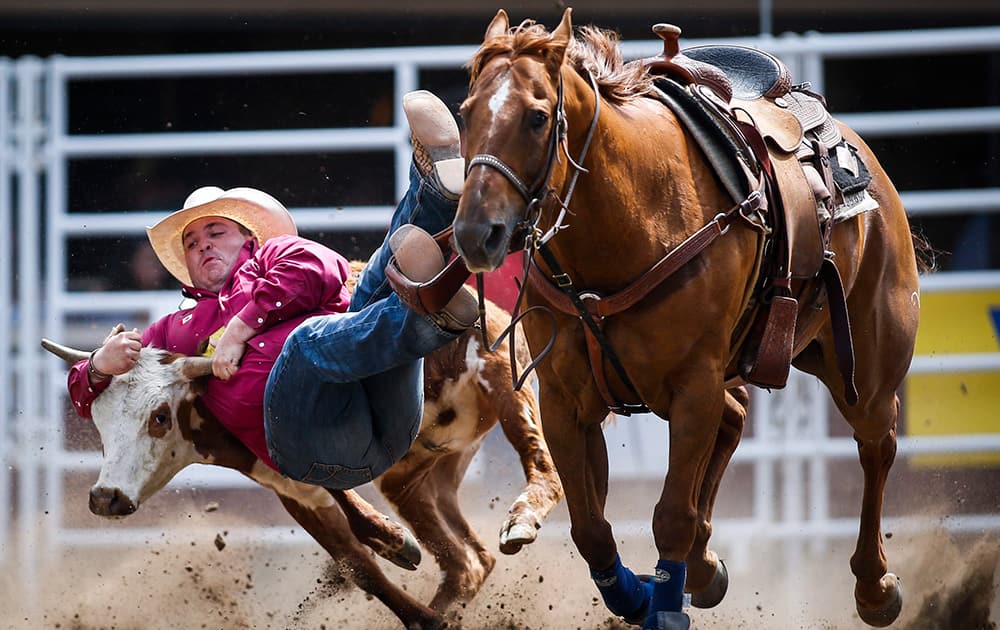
left=403, top=90, right=464, bottom=199
left=389, top=224, right=477, bottom=332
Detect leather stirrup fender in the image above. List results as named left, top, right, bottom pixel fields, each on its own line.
left=742, top=295, right=798, bottom=389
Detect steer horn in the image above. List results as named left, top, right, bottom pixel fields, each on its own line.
left=40, top=338, right=90, bottom=364
left=179, top=356, right=215, bottom=379
left=40, top=322, right=127, bottom=364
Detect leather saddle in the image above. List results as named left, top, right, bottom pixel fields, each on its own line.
left=639, top=24, right=858, bottom=403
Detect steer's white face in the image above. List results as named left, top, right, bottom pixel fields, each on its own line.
left=89, top=348, right=205, bottom=514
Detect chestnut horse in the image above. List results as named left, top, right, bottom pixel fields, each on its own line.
left=452, top=9, right=919, bottom=629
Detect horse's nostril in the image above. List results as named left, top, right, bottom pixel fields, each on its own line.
left=485, top=223, right=508, bottom=253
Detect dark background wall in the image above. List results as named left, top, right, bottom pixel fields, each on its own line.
left=3, top=1, right=1000, bottom=56
left=2, top=2, right=998, bottom=287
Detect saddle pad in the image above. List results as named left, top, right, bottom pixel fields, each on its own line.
left=830, top=142, right=872, bottom=195
left=651, top=78, right=755, bottom=205
left=830, top=141, right=879, bottom=222
left=785, top=91, right=842, bottom=148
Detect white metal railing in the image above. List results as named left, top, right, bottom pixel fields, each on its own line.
left=0, top=58, right=11, bottom=565
left=14, top=56, right=47, bottom=587
left=0, top=26, right=994, bottom=566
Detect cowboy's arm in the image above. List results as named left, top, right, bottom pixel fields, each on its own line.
left=213, top=235, right=350, bottom=380
left=238, top=234, right=350, bottom=327
left=67, top=321, right=164, bottom=418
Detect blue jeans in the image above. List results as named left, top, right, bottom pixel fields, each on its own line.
left=263, top=164, right=460, bottom=489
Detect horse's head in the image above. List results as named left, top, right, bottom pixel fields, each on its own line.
left=455, top=9, right=574, bottom=272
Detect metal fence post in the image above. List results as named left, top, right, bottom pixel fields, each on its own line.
left=13, top=54, right=45, bottom=608
left=0, top=58, right=11, bottom=568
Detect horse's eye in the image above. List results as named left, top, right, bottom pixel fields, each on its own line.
left=530, top=110, right=549, bottom=130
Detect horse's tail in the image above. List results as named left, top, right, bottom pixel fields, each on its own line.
left=909, top=225, right=941, bottom=274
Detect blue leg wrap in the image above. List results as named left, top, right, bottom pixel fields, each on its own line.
left=591, top=554, right=653, bottom=620
left=650, top=559, right=687, bottom=613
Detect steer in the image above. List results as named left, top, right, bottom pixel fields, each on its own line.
left=43, top=295, right=563, bottom=629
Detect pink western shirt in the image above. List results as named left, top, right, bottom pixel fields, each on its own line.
left=68, top=235, right=352, bottom=470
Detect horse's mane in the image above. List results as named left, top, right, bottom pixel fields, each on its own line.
left=468, top=20, right=654, bottom=105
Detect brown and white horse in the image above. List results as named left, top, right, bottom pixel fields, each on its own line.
left=43, top=295, right=562, bottom=629
left=452, top=9, right=920, bottom=629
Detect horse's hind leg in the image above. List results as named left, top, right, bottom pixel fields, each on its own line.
left=851, top=403, right=903, bottom=627
left=794, top=245, right=917, bottom=626
left=796, top=332, right=908, bottom=628
left=819, top=125, right=919, bottom=627
left=686, top=385, right=748, bottom=608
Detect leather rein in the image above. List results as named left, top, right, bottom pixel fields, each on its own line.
left=468, top=69, right=763, bottom=415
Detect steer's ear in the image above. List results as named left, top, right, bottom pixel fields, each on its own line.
left=40, top=339, right=91, bottom=364
left=176, top=355, right=214, bottom=381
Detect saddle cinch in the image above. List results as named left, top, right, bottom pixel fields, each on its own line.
left=641, top=24, right=865, bottom=403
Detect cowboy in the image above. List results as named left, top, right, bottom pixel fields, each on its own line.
left=67, top=90, right=475, bottom=488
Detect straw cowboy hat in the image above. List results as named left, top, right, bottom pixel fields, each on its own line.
left=147, top=186, right=297, bottom=286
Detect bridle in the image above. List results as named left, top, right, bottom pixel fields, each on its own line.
left=466, top=69, right=601, bottom=250
left=463, top=68, right=646, bottom=403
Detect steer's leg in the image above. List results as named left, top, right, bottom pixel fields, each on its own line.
left=379, top=447, right=496, bottom=613
left=492, top=373, right=563, bottom=555
left=328, top=488, right=422, bottom=571
left=275, top=493, right=445, bottom=629
left=249, top=464, right=443, bottom=628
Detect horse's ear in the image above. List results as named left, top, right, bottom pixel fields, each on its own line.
left=550, top=8, right=573, bottom=49
left=485, top=9, right=509, bottom=40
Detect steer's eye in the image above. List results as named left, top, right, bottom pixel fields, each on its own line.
left=148, top=402, right=173, bottom=437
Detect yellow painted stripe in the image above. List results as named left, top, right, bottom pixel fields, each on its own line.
left=914, top=290, right=1000, bottom=354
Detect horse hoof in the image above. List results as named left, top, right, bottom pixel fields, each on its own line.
left=856, top=573, right=903, bottom=627
left=643, top=610, right=691, bottom=630
left=690, top=559, right=729, bottom=609
left=498, top=509, right=540, bottom=555
left=381, top=527, right=422, bottom=571
left=622, top=574, right=655, bottom=625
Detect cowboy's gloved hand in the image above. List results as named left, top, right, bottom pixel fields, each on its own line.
left=211, top=316, right=253, bottom=381
left=91, top=327, right=142, bottom=376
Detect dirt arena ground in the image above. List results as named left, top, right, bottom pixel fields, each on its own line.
left=1, top=473, right=996, bottom=630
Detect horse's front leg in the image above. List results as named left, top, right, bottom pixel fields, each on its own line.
left=647, top=380, right=727, bottom=629
left=540, top=390, right=652, bottom=623
left=685, top=386, right=748, bottom=609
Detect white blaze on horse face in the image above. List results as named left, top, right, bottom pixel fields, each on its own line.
left=89, top=349, right=201, bottom=507
left=487, top=74, right=513, bottom=126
